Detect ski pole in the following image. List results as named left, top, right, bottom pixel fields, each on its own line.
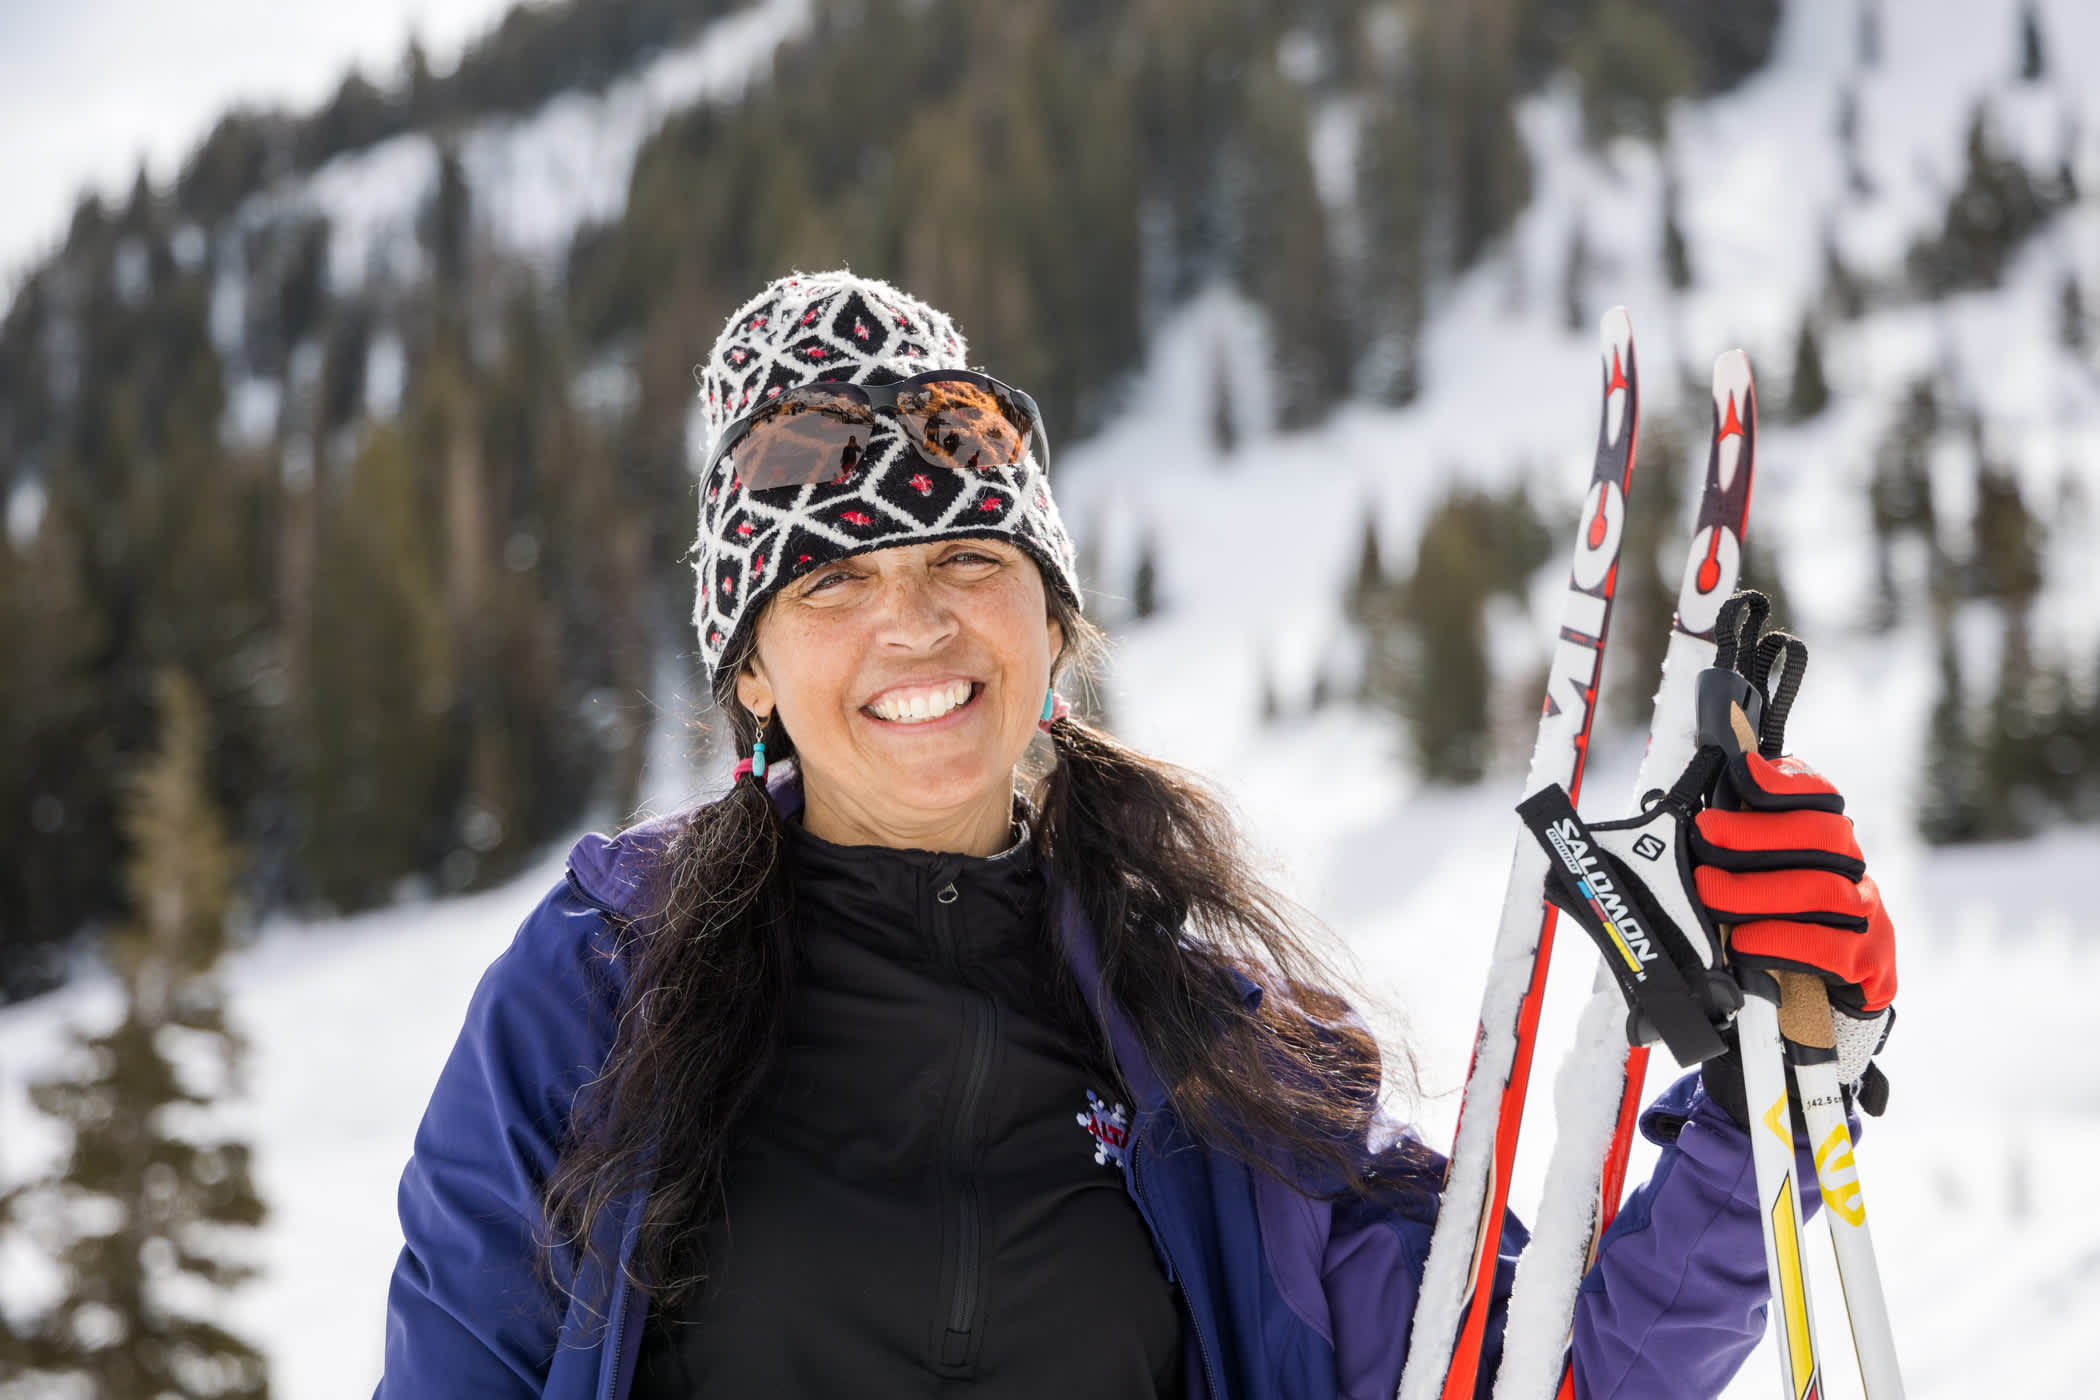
left=1740, top=634, right=1907, bottom=1400
left=1700, top=677, right=1826, bottom=1400
left=1774, top=970, right=1907, bottom=1399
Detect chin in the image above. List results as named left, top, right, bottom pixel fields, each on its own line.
left=878, top=746, right=1017, bottom=804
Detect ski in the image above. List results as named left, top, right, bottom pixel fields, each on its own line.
left=1495, top=351, right=1760, bottom=1400
left=1396, top=308, right=1640, bottom=1400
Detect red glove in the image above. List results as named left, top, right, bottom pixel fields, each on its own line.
left=1691, top=750, right=1897, bottom=1015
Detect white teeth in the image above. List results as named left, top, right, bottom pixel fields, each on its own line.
left=870, top=681, right=974, bottom=723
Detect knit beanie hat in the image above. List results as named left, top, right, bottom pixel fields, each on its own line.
left=690, top=270, right=1083, bottom=681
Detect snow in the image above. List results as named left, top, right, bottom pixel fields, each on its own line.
left=7, top=0, right=2100, bottom=1396
left=227, top=0, right=812, bottom=306
left=460, top=0, right=812, bottom=275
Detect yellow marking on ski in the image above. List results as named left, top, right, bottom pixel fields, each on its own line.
left=1813, top=1124, right=1866, bottom=1228
left=1761, top=1092, right=1791, bottom=1146
left=1768, top=1181, right=1817, bottom=1400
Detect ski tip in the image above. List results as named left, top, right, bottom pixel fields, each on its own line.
left=1600, top=306, right=1634, bottom=361
left=1709, top=350, right=1754, bottom=492
left=1711, top=349, right=1753, bottom=406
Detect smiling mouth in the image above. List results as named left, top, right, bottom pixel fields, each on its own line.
left=862, top=681, right=984, bottom=725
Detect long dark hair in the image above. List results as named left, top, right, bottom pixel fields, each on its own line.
left=539, top=587, right=1428, bottom=1310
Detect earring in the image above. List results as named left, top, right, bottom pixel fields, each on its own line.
left=734, top=713, right=770, bottom=782
left=1038, top=688, right=1070, bottom=733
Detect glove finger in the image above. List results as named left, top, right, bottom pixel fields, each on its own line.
left=1728, top=922, right=1895, bottom=1013
left=1723, top=751, right=1846, bottom=814
left=1694, top=866, right=1875, bottom=928
left=1692, top=808, right=1865, bottom=879
left=1858, top=877, right=1896, bottom=1010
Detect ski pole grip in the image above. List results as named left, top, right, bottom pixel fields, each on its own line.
left=1772, top=969, right=1837, bottom=1051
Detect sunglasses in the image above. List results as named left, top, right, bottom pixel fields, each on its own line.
left=704, top=369, right=1050, bottom=492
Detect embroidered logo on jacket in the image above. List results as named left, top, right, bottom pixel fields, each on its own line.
left=1077, top=1090, right=1131, bottom=1168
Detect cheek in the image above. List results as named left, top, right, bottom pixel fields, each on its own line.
left=985, top=595, right=1056, bottom=699
left=759, top=620, right=859, bottom=725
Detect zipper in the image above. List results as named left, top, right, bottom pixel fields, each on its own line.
left=1129, top=1129, right=1225, bottom=1400
left=941, top=986, right=997, bottom=1364
left=933, top=875, right=997, bottom=1371
left=603, top=1296, right=626, bottom=1400
left=601, top=1268, right=637, bottom=1400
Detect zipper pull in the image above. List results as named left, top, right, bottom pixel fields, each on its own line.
left=936, top=881, right=958, bottom=904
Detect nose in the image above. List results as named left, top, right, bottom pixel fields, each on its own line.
left=871, top=563, right=958, bottom=653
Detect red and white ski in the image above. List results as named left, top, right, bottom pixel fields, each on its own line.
left=1397, top=308, right=1640, bottom=1400
left=1494, top=350, right=1759, bottom=1400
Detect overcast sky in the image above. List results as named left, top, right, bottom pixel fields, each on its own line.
left=0, top=0, right=519, bottom=294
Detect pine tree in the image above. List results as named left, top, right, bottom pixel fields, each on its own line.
left=1414, top=0, right=1530, bottom=273
left=1359, top=483, right=1550, bottom=783
left=2019, top=2, right=2047, bottom=83
left=1917, top=624, right=1983, bottom=844
left=1866, top=377, right=1941, bottom=625
left=1344, top=506, right=1387, bottom=625
left=295, top=411, right=460, bottom=908
left=1238, top=54, right=1346, bottom=430
left=0, top=492, right=109, bottom=1002
left=1822, top=229, right=1866, bottom=320
left=1909, top=103, right=2045, bottom=294
left=2074, top=643, right=2100, bottom=820
left=1857, top=0, right=1882, bottom=69
left=1257, top=657, right=1282, bottom=725
left=1561, top=216, right=1592, bottom=333
left=1789, top=314, right=1830, bottom=420
left=1836, top=86, right=1874, bottom=198
left=1661, top=174, right=1693, bottom=291
left=1976, top=608, right=2042, bottom=838
left=1209, top=341, right=1239, bottom=458
left=1569, top=0, right=1698, bottom=145
left=2060, top=271, right=2088, bottom=352
left=1355, top=80, right=1425, bottom=405
left=1132, top=535, right=1161, bottom=621
left=1967, top=438, right=2044, bottom=605
left=0, top=669, right=267, bottom=1396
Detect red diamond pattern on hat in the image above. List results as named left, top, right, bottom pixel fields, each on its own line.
left=691, top=271, right=1080, bottom=678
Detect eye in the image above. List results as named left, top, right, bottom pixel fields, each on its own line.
left=801, top=566, right=858, bottom=594
left=944, top=548, right=1002, bottom=568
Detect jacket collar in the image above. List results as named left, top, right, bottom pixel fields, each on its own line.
left=565, top=762, right=1264, bottom=1114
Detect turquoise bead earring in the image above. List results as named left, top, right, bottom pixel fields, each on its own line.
left=1038, top=687, right=1070, bottom=732
left=734, top=712, right=770, bottom=782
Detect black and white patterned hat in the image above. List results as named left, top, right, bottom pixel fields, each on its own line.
left=690, top=270, right=1082, bottom=681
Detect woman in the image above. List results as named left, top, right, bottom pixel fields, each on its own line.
left=376, top=271, right=1898, bottom=1398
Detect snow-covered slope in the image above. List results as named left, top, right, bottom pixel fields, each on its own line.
left=247, top=0, right=812, bottom=294
left=6, top=1, right=2099, bottom=1396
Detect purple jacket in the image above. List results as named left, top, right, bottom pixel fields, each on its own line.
left=378, top=785, right=1785, bottom=1399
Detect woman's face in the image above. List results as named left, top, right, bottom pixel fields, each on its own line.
left=737, top=538, right=1063, bottom=852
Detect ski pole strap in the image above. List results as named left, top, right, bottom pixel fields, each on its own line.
left=1517, top=785, right=1731, bottom=1064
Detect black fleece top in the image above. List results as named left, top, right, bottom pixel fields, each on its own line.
left=628, top=812, right=1184, bottom=1398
